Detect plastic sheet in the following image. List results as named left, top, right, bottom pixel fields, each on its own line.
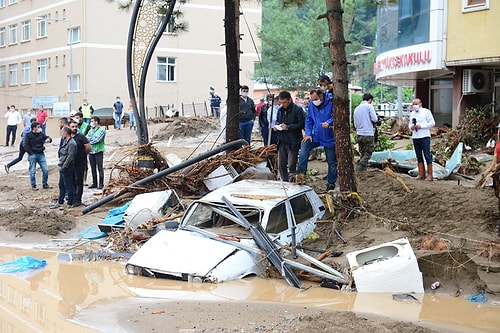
left=0, top=256, right=47, bottom=274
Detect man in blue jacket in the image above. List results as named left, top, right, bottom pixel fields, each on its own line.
left=297, top=89, right=337, bottom=191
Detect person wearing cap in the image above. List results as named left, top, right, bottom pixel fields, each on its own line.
left=209, top=87, right=222, bottom=118
left=409, top=98, right=435, bottom=181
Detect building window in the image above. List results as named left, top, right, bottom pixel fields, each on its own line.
left=377, top=0, right=430, bottom=53
left=68, top=74, right=80, bottom=92
left=8, top=63, right=18, bottom=86
left=8, top=0, right=16, bottom=4
left=68, top=26, right=80, bottom=44
left=21, top=20, right=31, bottom=42
left=21, top=61, right=31, bottom=84
left=0, top=0, right=5, bottom=8
left=462, top=0, right=489, bottom=12
left=157, top=57, right=176, bottom=82
left=159, top=14, right=176, bottom=34
left=37, top=17, right=47, bottom=38
left=0, top=65, right=6, bottom=88
left=37, top=59, right=48, bottom=83
left=0, top=27, right=5, bottom=47
left=8, top=24, right=17, bottom=44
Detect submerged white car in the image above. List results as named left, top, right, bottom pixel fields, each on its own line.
left=125, top=179, right=326, bottom=283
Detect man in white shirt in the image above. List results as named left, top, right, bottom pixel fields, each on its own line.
left=5, top=105, right=22, bottom=147
left=353, top=93, right=379, bottom=172
left=409, top=98, right=436, bottom=181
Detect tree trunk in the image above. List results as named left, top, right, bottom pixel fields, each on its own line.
left=224, top=0, right=241, bottom=143
left=325, top=0, right=357, bottom=193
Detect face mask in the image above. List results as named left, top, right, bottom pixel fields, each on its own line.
left=312, top=100, right=322, bottom=107
left=241, top=92, right=248, bottom=97
left=36, top=128, right=42, bottom=133
left=90, top=123, right=96, bottom=128
left=320, top=86, right=328, bottom=92
left=412, top=105, right=419, bottom=112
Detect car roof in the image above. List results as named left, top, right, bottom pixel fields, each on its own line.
left=199, top=179, right=314, bottom=210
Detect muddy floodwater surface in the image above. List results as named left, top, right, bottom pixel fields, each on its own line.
left=0, top=247, right=499, bottom=333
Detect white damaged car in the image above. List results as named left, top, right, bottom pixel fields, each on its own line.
left=125, top=179, right=327, bottom=283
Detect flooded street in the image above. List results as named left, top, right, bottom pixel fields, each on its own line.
left=0, top=247, right=499, bottom=332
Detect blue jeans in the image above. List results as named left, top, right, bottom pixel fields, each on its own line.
left=28, top=153, right=49, bottom=188
left=58, top=165, right=75, bottom=205
left=114, top=112, right=123, bottom=129
left=128, top=111, right=136, bottom=128
left=239, top=120, right=254, bottom=145
left=413, top=137, right=432, bottom=164
left=7, top=144, right=26, bottom=168
left=298, top=140, right=338, bottom=185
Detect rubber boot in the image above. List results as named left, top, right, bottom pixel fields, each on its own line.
left=426, top=163, right=433, bottom=181
left=416, top=162, right=425, bottom=180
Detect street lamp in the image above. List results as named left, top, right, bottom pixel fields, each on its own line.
left=35, top=17, right=74, bottom=108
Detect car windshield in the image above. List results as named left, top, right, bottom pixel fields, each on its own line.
left=182, top=202, right=263, bottom=238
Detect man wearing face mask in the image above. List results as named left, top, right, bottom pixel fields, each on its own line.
left=72, top=111, right=89, bottom=135
left=239, top=85, right=256, bottom=144
left=69, top=120, right=90, bottom=206
left=86, top=116, right=106, bottom=189
left=318, top=74, right=333, bottom=96
left=23, top=121, right=53, bottom=190
left=409, top=98, right=435, bottom=181
left=297, top=89, right=337, bottom=190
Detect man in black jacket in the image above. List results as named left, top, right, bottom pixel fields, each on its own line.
left=23, top=121, right=53, bottom=190
left=274, top=91, right=305, bottom=182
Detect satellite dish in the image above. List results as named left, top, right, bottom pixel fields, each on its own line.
left=472, top=71, right=486, bottom=90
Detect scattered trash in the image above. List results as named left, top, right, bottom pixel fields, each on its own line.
left=430, top=281, right=441, bottom=290
left=392, top=293, right=420, bottom=303
left=466, top=290, right=487, bottom=303
left=0, top=256, right=47, bottom=273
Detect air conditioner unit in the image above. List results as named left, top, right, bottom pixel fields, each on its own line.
left=462, top=69, right=493, bottom=94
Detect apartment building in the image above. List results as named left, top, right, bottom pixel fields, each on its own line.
left=374, top=0, right=500, bottom=127
left=0, top=0, right=261, bottom=114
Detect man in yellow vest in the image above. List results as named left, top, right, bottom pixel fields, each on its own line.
left=78, top=99, right=95, bottom=124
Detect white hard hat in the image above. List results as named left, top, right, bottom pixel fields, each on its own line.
left=70, top=110, right=77, bottom=116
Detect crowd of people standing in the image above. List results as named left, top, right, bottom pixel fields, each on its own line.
left=2, top=101, right=107, bottom=208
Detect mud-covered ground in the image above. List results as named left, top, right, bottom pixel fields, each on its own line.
left=0, top=117, right=498, bottom=332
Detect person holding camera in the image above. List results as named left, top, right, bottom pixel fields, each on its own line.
left=354, top=93, right=379, bottom=172
left=409, top=98, right=435, bottom=181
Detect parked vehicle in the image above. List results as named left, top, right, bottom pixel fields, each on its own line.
left=92, top=107, right=129, bottom=129
left=125, top=179, right=327, bottom=283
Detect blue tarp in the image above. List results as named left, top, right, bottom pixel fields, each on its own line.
left=0, top=256, right=47, bottom=274
left=76, top=201, right=131, bottom=240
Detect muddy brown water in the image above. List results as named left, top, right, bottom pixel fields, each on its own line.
left=0, top=247, right=499, bottom=333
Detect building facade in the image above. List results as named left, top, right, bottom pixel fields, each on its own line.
left=374, top=0, right=500, bottom=127
left=0, top=0, right=261, bottom=115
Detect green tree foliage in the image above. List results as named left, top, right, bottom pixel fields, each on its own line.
left=255, top=0, right=330, bottom=90
left=256, top=0, right=377, bottom=91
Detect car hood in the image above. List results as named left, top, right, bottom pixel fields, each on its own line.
left=126, top=229, right=255, bottom=281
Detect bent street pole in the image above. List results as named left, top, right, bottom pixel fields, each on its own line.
left=81, top=139, right=248, bottom=215
left=127, top=0, right=176, bottom=144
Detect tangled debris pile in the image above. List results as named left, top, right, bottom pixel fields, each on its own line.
left=105, top=144, right=278, bottom=197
